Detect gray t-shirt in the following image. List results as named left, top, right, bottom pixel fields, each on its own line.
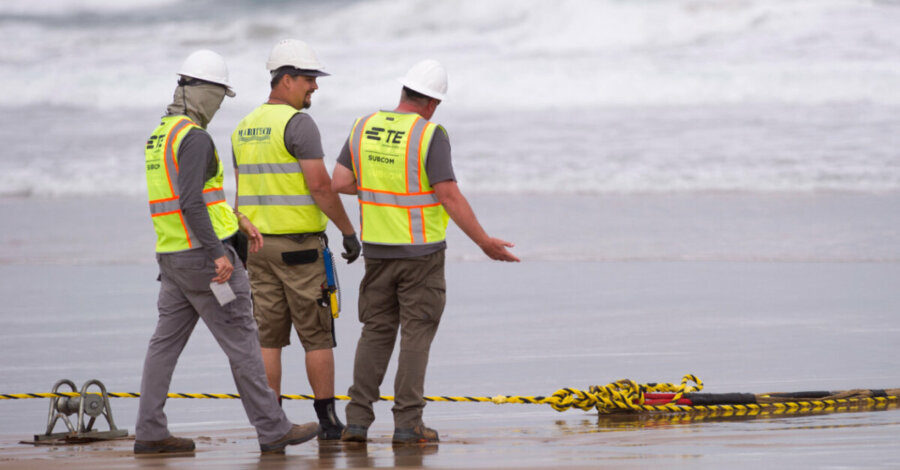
left=336, top=116, right=455, bottom=259
left=284, top=112, right=325, bottom=160
left=178, top=127, right=228, bottom=261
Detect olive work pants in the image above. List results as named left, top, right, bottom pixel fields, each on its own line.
left=345, top=250, right=446, bottom=430
left=136, top=244, right=292, bottom=444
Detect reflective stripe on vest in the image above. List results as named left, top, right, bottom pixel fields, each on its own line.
left=145, top=116, right=238, bottom=253
left=237, top=162, right=302, bottom=174
left=232, top=104, right=327, bottom=234
left=349, top=111, right=448, bottom=245
left=149, top=189, right=228, bottom=215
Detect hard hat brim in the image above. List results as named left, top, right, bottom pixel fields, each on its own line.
left=177, top=72, right=236, bottom=98
left=271, top=67, right=330, bottom=78
left=176, top=73, right=235, bottom=97
left=398, top=78, right=446, bottom=101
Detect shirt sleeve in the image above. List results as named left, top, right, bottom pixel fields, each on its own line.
left=336, top=138, right=353, bottom=170
left=425, top=126, right=455, bottom=185
left=284, top=113, right=325, bottom=160
left=177, top=128, right=226, bottom=261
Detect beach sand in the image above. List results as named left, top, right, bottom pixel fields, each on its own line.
left=4, top=406, right=900, bottom=469
left=1, top=192, right=899, bottom=468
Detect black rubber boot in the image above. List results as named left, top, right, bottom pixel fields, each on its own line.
left=314, top=398, right=345, bottom=441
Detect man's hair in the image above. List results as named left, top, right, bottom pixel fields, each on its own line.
left=401, top=86, right=432, bottom=104
left=270, top=66, right=321, bottom=89
left=270, top=66, right=297, bottom=88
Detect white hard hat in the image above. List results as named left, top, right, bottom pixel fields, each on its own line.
left=266, top=39, right=329, bottom=77
left=177, top=49, right=235, bottom=97
left=399, top=59, right=447, bottom=101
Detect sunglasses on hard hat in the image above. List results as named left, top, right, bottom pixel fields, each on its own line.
left=271, top=65, right=330, bottom=79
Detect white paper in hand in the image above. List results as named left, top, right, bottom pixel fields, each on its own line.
left=209, top=281, right=236, bottom=306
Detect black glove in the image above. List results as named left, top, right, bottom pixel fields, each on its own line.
left=342, top=233, right=361, bottom=264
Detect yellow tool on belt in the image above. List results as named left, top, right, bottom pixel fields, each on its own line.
left=322, top=244, right=340, bottom=318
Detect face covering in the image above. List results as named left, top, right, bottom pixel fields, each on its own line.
left=166, top=83, right=226, bottom=128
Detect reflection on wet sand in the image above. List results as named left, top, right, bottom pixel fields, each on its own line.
left=552, top=401, right=900, bottom=435
left=4, top=408, right=900, bottom=470
left=7, top=396, right=900, bottom=470
left=392, top=442, right=439, bottom=468
left=248, top=440, right=439, bottom=470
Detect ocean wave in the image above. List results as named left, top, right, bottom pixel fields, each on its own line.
left=2, top=0, right=900, bottom=109
left=4, top=2, right=900, bottom=197
left=2, top=102, right=899, bottom=197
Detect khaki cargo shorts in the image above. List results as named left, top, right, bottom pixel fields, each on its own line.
left=247, top=234, right=334, bottom=351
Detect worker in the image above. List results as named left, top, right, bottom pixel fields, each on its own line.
left=331, top=59, right=520, bottom=444
left=138, top=49, right=319, bottom=455
left=232, top=39, right=360, bottom=441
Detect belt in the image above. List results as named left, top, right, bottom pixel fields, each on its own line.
left=264, top=232, right=325, bottom=244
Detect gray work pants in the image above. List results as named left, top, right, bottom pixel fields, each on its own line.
left=345, top=250, right=446, bottom=429
left=136, top=244, right=292, bottom=444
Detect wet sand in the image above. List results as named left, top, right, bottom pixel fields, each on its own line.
left=4, top=405, right=900, bottom=469
left=2, top=193, right=899, bottom=468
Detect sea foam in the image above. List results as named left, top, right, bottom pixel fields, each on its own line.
left=2, top=0, right=900, bottom=110
left=2, top=0, right=899, bottom=196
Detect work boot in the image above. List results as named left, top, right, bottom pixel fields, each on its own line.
left=314, top=399, right=345, bottom=441
left=319, top=421, right=345, bottom=441
left=259, top=422, right=319, bottom=453
left=392, top=424, right=439, bottom=444
left=340, top=424, right=368, bottom=443
left=134, top=435, right=196, bottom=455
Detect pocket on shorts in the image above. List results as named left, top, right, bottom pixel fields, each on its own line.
left=317, top=301, right=334, bottom=333
left=281, top=249, right=318, bottom=265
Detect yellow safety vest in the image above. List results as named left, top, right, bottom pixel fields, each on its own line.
left=232, top=104, right=328, bottom=234
left=145, top=116, right=238, bottom=253
left=349, top=111, right=449, bottom=245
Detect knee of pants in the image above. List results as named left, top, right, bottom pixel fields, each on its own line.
left=398, top=329, right=438, bottom=354
left=360, top=323, right=399, bottom=349
left=228, top=350, right=264, bottom=377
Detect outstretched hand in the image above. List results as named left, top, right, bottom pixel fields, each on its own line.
left=479, top=237, right=520, bottom=262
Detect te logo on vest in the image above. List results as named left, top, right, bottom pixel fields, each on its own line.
left=146, top=134, right=165, bottom=150
left=365, top=127, right=406, bottom=144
